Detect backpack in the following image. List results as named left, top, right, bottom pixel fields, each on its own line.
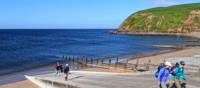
left=64, top=66, right=69, bottom=73
left=155, top=66, right=163, bottom=78
left=171, top=67, right=180, bottom=76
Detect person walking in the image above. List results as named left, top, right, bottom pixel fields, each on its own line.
left=55, top=62, right=61, bottom=76
left=172, top=61, right=187, bottom=88
left=157, top=61, right=172, bottom=88
left=168, top=62, right=179, bottom=88
left=64, top=64, right=70, bottom=80
left=60, top=64, right=63, bottom=73
left=155, top=63, right=164, bottom=78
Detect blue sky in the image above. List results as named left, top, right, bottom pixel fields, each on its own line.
left=0, top=0, right=199, bottom=29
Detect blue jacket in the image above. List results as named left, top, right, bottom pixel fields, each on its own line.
left=157, top=67, right=171, bottom=83
left=172, top=66, right=186, bottom=80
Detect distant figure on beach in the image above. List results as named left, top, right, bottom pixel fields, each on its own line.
left=55, top=62, right=61, bottom=76
left=157, top=61, right=172, bottom=88
left=64, top=64, right=70, bottom=80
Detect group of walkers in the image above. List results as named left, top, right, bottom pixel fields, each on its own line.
left=155, top=61, right=187, bottom=88
left=55, top=62, right=70, bottom=80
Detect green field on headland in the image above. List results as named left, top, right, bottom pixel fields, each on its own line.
left=119, top=3, right=200, bottom=33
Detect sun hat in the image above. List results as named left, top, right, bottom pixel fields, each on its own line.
left=66, top=64, right=69, bottom=66
left=165, top=61, right=172, bottom=67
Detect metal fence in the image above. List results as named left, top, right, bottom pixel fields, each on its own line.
left=57, top=55, right=200, bottom=72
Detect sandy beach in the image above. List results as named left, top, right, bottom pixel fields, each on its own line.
left=0, top=80, right=39, bottom=88
left=128, top=46, right=200, bottom=65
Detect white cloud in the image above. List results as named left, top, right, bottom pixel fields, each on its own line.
left=152, top=0, right=178, bottom=6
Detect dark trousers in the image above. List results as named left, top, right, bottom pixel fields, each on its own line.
left=65, top=73, right=69, bottom=80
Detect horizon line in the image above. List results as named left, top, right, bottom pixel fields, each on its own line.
left=0, top=28, right=117, bottom=30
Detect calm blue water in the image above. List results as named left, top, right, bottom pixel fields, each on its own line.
left=0, top=29, right=192, bottom=75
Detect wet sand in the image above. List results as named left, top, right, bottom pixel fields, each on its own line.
left=128, top=46, right=200, bottom=65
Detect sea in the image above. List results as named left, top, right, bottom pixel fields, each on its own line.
left=0, top=29, right=194, bottom=83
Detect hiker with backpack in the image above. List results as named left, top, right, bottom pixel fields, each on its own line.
left=157, top=62, right=172, bottom=88
left=155, top=63, right=164, bottom=78
left=168, top=62, right=179, bottom=88
left=171, top=61, right=187, bottom=88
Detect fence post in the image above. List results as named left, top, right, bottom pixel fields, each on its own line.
left=101, top=58, right=104, bottom=64
left=69, top=57, right=71, bottom=64
left=97, top=59, right=99, bottom=64
left=83, top=57, right=85, bottom=63
left=116, top=57, right=119, bottom=63
left=135, top=58, right=139, bottom=71
left=91, top=58, right=93, bottom=64
left=109, top=59, right=111, bottom=65
left=124, top=59, right=128, bottom=68
left=73, top=58, right=75, bottom=64
left=76, top=57, right=78, bottom=62
left=72, top=56, right=74, bottom=64
left=86, top=57, right=88, bottom=64
left=81, top=57, right=84, bottom=63
left=65, top=56, right=68, bottom=62
left=126, top=59, right=128, bottom=64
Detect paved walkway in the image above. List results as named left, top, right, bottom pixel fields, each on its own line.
left=26, top=71, right=200, bottom=88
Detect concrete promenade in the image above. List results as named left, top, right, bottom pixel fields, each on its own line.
left=26, top=71, right=200, bottom=88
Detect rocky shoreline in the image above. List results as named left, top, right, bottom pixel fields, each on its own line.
left=111, top=30, right=200, bottom=39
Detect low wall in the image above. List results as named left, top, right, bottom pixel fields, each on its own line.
left=25, top=76, right=80, bottom=88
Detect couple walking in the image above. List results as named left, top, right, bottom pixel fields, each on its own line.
left=156, top=61, right=186, bottom=88
left=55, top=62, right=70, bottom=80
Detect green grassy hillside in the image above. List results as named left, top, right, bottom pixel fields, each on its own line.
left=119, top=3, right=200, bottom=32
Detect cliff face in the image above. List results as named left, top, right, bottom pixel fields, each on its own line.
left=119, top=3, right=200, bottom=33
